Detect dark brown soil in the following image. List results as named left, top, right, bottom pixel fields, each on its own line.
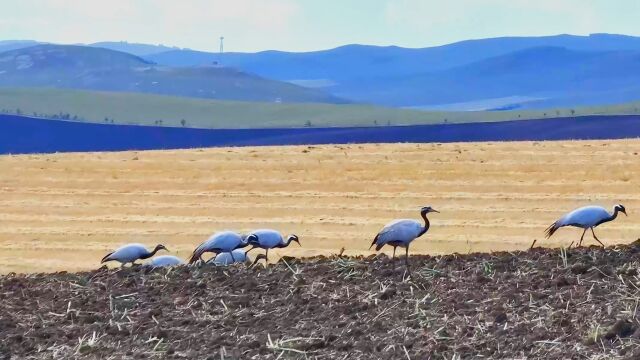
left=4, top=242, right=640, bottom=359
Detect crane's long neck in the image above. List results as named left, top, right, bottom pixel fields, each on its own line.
left=596, top=207, right=620, bottom=227
left=276, top=237, right=294, bottom=248
left=236, top=241, right=251, bottom=249
left=141, top=246, right=161, bottom=259
left=605, top=207, right=620, bottom=224
left=418, top=213, right=430, bottom=237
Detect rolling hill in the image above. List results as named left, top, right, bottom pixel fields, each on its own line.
left=0, top=40, right=41, bottom=53
left=338, top=47, right=640, bottom=107
left=1, top=88, right=639, bottom=129
left=89, top=41, right=185, bottom=56
left=147, top=34, right=640, bottom=77
left=0, top=88, right=456, bottom=128
left=0, top=44, right=344, bottom=104
left=4, top=113, right=640, bottom=154
left=146, top=34, right=640, bottom=108
left=4, top=34, right=640, bottom=109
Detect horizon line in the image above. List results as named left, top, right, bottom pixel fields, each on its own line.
left=2, top=32, right=637, bottom=54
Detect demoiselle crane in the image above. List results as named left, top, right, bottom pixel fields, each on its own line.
left=188, top=231, right=249, bottom=264
left=545, top=204, right=627, bottom=247
left=245, top=229, right=300, bottom=261
left=208, top=249, right=249, bottom=265
left=147, top=255, right=184, bottom=267
left=370, top=206, right=439, bottom=271
left=101, top=243, right=168, bottom=267
left=207, top=250, right=267, bottom=267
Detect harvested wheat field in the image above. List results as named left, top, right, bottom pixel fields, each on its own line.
left=1, top=140, right=639, bottom=274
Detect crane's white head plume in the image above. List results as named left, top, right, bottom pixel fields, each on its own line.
left=246, top=234, right=259, bottom=245
left=288, top=234, right=301, bottom=246
left=615, top=204, right=627, bottom=216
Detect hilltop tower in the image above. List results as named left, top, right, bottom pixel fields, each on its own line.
left=219, top=36, right=224, bottom=54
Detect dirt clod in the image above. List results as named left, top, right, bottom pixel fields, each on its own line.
left=604, top=320, right=637, bottom=340
left=494, top=312, right=508, bottom=324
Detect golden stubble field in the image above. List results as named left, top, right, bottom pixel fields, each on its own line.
left=1, top=140, right=639, bottom=274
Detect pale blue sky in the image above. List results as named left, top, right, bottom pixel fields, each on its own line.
left=1, top=0, right=639, bottom=52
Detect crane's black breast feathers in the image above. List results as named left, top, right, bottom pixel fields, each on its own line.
left=544, top=222, right=560, bottom=238
left=370, top=233, right=380, bottom=250
left=188, top=247, right=225, bottom=264
left=188, top=248, right=206, bottom=264
left=376, top=240, right=402, bottom=251
left=100, top=252, right=114, bottom=263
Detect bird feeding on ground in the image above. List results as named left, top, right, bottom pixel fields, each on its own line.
left=370, top=206, right=439, bottom=271
left=545, top=204, right=627, bottom=247
left=207, top=250, right=267, bottom=267
left=146, top=255, right=184, bottom=267
left=101, top=243, right=169, bottom=267
left=208, top=249, right=249, bottom=265
left=188, top=231, right=249, bottom=264
left=245, top=229, right=300, bottom=261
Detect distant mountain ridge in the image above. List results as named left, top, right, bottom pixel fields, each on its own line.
left=147, top=33, right=640, bottom=77
left=0, top=40, right=42, bottom=53
left=0, top=44, right=345, bottom=104
left=338, top=46, right=640, bottom=107
left=89, top=41, right=186, bottom=56
left=144, top=33, right=640, bottom=109
left=3, top=34, right=640, bottom=109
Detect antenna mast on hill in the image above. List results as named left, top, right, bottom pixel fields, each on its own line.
left=219, top=36, right=224, bottom=54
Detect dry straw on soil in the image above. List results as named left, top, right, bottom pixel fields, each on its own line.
left=3, top=244, right=640, bottom=359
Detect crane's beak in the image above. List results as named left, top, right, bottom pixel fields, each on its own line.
left=623, top=210, right=628, bottom=216
left=431, top=209, right=440, bottom=213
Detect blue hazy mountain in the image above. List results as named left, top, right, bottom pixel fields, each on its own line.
left=89, top=41, right=185, bottom=56
left=146, top=33, right=640, bottom=108
left=0, top=40, right=179, bottom=56
left=337, top=46, right=640, bottom=107
left=4, top=34, right=640, bottom=108
left=147, top=34, right=640, bottom=78
left=0, top=44, right=345, bottom=104
left=0, top=40, right=41, bottom=53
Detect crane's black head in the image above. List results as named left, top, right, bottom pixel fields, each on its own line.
left=615, top=204, right=627, bottom=216
left=251, top=253, right=268, bottom=268
left=155, top=244, right=169, bottom=252
left=246, top=234, right=259, bottom=245
left=420, top=206, right=439, bottom=215
left=288, top=234, right=301, bottom=246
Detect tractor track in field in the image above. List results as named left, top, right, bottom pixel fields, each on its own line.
left=4, top=243, right=640, bottom=359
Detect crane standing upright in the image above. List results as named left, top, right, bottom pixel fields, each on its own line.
left=545, top=204, right=627, bottom=247
left=371, top=206, right=439, bottom=273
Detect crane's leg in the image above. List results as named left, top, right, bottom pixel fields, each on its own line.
left=591, top=227, right=605, bottom=247
left=578, top=228, right=587, bottom=247
left=230, top=251, right=236, bottom=262
left=392, top=246, right=397, bottom=269
left=405, top=246, right=411, bottom=275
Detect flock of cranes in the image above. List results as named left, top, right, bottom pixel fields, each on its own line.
left=101, top=203, right=628, bottom=272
